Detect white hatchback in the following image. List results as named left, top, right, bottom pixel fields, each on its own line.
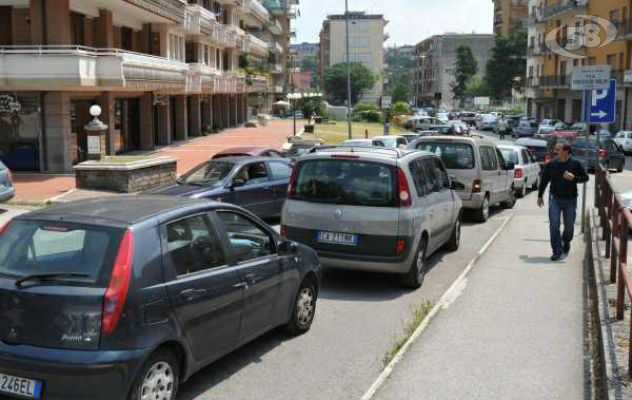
left=498, top=144, right=541, bottom=198
left=615, top=131, right=632, bottom=153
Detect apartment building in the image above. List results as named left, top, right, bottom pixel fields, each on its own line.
left=0, top=0, right=294, bottom=173
left=290, top=41, right=318, bottom=64
left=414, top=34, right=496, bottom=110
left=493, top=0, right=529, bottom=35
left=318, top=12, right=387, bottom=103
left=525, top=0, right=632, bottom=129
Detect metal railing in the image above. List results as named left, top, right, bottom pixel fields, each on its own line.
left=539, top=0, right=586, bottom=21
left=595, top=164, right=632, bottom=377
left=539, top=74, right=571, bottom=88
left=246, top=0, right=270, bottom=21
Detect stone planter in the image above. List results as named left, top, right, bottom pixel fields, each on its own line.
left=74, top=156, right=177, bottom=193
left=304, top=124, right=315, bottom=133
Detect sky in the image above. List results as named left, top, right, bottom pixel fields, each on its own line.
left=294, top=0, right=494, bottom=47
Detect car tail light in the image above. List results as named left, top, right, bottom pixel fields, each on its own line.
left=102, top=229, right=134, bottom=337
left=0, top=220, right=12, bottom=236
left=7, top=170, right=13, bottom=183
left=598, top=149, right=608, bottom=159
left=472, top=180, right=482, bottom=193
left=396, top=168, right=412, bottom=208
left=514, top=168, right=523, bottom=179
left=280, top=225, right=288, bottom=237
left=287, top=165, right=298, bottom=197
left=396, top=239, right=406, bottom=255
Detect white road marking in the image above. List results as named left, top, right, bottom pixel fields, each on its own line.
left=359, top=215, right=514, bottom=400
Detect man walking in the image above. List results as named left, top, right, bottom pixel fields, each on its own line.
left=537, top=142, right=589, bottom=261
left=497, top=118, right=508, bottom=140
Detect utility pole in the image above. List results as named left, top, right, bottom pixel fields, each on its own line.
left=345, top=0, right=352, bottom=139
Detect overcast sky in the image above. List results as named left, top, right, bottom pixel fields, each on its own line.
left=294, top=0, right=494, bottom=47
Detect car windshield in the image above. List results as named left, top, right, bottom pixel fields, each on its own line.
left=180, top=160, right=234, bottom=186
left=293, top=160, right=396, bottom=207
left=378, top=138, right=398, bottom=148
left=0, top=220, right=124, bottom=285
left=500, top=149, right=519, bottom=165
left=415, top=142, right=475, bottom=169
left=287, top=145, right=313, bottom=156
left=572, top=139, right=599, bottom=149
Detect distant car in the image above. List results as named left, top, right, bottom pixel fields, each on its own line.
left=0, top=161, right=14, bottom=202
left=460, top=112, right=477, bottom=126
left=213, top=147, right=284, bottom=159
left=450, top=121, right=470, bottom=135
left=0, top=196, right=320, bottom=400
left=537, top=119, right=566, bottom=136
left=515, top=138, right=550, bottom=166
left=341, top=139, right=385, bottom=147
left=595, top=129, right=613, bottom=139
left=402, top=133, right=421, bottom=142
left=372, top=136, right=409, bottom=148
left=571, top=137, right=625, bottom=172
left=513, top=120, right=538, bottom=138
left=498, top=145, right=541, bottom=198
left=147, top=157, right=294, bottom=218
left=282, top=138, right=324, bottom=160
left=476, top=114, right=498, bottom=131
left=568, top=122, right=587, bottom=133
left=429, top=124, right=456, bottom=135
left=614, top=131, right=632, bottom=153
left=404, top=116, right=444, bottom=131
left=436, top=112, right=450, bottom=122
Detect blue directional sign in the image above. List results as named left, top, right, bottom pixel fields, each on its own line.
left=586, top=79, right=617, bottom=124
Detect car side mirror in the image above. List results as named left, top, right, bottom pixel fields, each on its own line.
left=231, top=178, right=246, bottom=189
left=278, top=240, right=298, bottom=254
left=450, top=179, right=459, bottom=190
left=505, top=162, right=515, bottom=171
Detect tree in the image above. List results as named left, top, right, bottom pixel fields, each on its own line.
left=466, top=76, right=491, bottom=98
left=450, top=45, right=478, bottom=108
left=384, top=49, right=415, bottom=103
left=390, top=101, right=412, bottom=115
left=485, top=29, right=527, bottom=100
left=388, top=83, right=411, bottom=104
left=323, top=63, right=376, bottom=105
left=300, top=56, right=318, bottom=71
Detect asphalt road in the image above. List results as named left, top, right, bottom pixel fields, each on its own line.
left=177, top=131, right=522, bottom=400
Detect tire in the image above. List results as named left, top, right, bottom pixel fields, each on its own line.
left=402, top=236, right=427, bottom=289
left=617, top=162, right=624, bottom=173
left=285, top=279, right=317, bottom=335
left=531, top=176, right=540, bottom=191
left=128, top=349, right=179, bottom=400
left=502, top=188, right=517, bottom=209
left=445, top=217, right=461, bottom=252
left=474, top=196, right=490, bottom=223
left=516, top=182, right=526, bottom=198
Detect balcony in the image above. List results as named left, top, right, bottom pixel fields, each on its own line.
left=0, top=45, right=188, bottom=91
left=539, top=74, right=571, bottom=88
left=186, top=63, right=221, bottom=94
left=538, top=0, right=586, bottom=23
left=229, top=25, right=247, bottom=47
left=245, top=0, right=270, bottom=23
left=613, top=19, right=632, bottom=41
left=244, top=34, right=269, bottom=57
left=124, top=0, right=187, bottom=23
left=248, top=75, right=269, bottom=93
left=269, top=40, right=283, bottom=54
left=270, top=63, right=283, bottom=74
left=184, top=4, right=218, bottom=36
left=268, top=19, right=283, bottom=36
left=210, top=23, right=237, bottom=48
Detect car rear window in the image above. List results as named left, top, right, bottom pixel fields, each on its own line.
left=0, top=220, right=124, bottom=285
left=415, top=142, right=475, bottom=169
left=180, top=160, right=234, bottom=187
left=293, top=160, right=396, bottom=207
left=500, top=149, right=519, bottom=165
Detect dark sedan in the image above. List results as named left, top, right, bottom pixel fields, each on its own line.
left=212, top=147, right=284, bottom=159
left=148, top=157, right=293, bottom=218
left=571, top=138, right=625, bottom=172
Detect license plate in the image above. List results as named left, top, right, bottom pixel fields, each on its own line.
left=0, top=373, right=42, bottom=399
left=317, top=231, right=358, bottom=246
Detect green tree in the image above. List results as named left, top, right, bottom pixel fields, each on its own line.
left=384, top=49, right=415, bottom=103
left=300, top=56, right=318, bottom=71
left=450, top=45, right=478, bottom=108
left=485, top=29, right=527, bottom=100
left=390, top=101, right=412, bottom=115
left=323, top=63, right=376, bottom=105
left=389, top=83, right=411, bottom=104
left=466, top=76, right=491, bottom=97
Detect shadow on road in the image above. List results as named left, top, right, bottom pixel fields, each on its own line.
left=519, top=255, right=558, bottom=264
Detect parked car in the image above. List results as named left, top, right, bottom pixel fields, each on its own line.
left=614, top=131, right=632, bottom=153
left=341, top=139, right=386, bottom=147
left=0, top=196, right=320, bottom=400
left=404, top=116, right=444, bottom=131
left=476, top=114, right=498, bottom=131
left=537, top=119, right=567, bottom=136
left=498, top=145, right=541, bottom=198
left=568, top=122, right=586, bottom=133
left=0, top=161, right=14, bottom=202
left=402, top=133, right=421, bottom=142
left=282, top=138, right=324, bottom=160
left=460, top=112, right=478, bottom=126
left=513, top=120, right=538, bottom=138
left=450, top=121, right=470, bottom=135
left=514, top=138, right=551, bottom=167
left=372, top=136, right=409, bottom=148
left=570, top=137, right=625, bottom=172
left=409, top=136, right=516, bottom=222
left=429, top=124, right=456, bottom=135
left=281, top=147, right=462, bottom=289
left=213, top=147, right=284, bottom=159
left=147, top=157, right=294, bottom=218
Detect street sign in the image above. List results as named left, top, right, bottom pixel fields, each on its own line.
left=572, top=65, right=611, bottom=91
left=585, top=78, right=617, bottom=124
left=474, top=97, right=490, bottom=106
left=625, top=70, right=632, bottom=83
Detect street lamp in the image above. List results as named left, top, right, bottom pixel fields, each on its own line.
left=287, top=93, right=302, bottom=136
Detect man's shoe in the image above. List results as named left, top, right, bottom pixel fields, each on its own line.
left=551, top=254, right=563, bottom=262
left=563, top=242, right=571, bottom=255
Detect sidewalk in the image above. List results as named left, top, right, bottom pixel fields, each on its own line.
left=372, top=195, right=587, bottom=400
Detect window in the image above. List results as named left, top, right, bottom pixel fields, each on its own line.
left=415, top=142, right=475, bottom=169
left=268, top=162, right=292, bottom=180
left=409, top=159, right=427, bottom=197
left=235, top=162, right=270, bottom=185
left=480, top=147, right=498, bottom=171
left=500, top=149, right=519, bottom=165
left=421, top=158, right=440, bottom=193
left=521, top=149, right=531, bottom=164
left=165, top=215, right=226, bottom=276
left=217, top=212, right=273, bottom=262
left=431, top=158, right=450, bottom=190
left=495, top=148, right=507, bottom=169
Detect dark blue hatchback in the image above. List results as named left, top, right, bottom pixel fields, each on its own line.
left=0, top=196, right=320, bottom=400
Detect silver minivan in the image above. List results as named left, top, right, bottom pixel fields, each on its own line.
left=281, top=148, right=462, bottom=288
left=408, top=136, right=516, bottom=222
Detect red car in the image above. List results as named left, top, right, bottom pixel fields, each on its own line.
left=212, top=147, right=284, bottom=159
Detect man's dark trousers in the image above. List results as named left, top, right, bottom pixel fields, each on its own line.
left=549, top=194, right=577, bottom=256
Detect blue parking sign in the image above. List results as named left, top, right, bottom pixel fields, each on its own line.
left=585, top=79, right=617, bottom=124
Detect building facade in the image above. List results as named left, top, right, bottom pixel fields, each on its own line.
left=493, top=0, right=529, bottom=35
left=525, top=0, right=632, bottom=130
left=0, top=0, right=295, bottom=173
left=414, top=34, right=496, bottom=110
left=318, top=12, right=387, bottom=103
left=290, top=41, right=318, bottom=64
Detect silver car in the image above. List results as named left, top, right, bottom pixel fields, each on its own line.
left=498, top=145, right=541, bottom=198
left=281, top=147, right=462, bottom=289
left=408, top=136, right=516, bottom=222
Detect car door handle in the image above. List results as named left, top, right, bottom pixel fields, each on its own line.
left=233, top=282, right=249, bottom=289
left=244, top=273, right=260, bottom=285
left=262, top=186, right=271, bottom=191
left=179, top=288, right=207, bottom=302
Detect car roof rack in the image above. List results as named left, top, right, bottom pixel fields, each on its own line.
left=313, top=146, right=415, bottom=159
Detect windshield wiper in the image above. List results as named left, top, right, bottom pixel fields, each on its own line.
left=15, top=272, right=92, bottom=288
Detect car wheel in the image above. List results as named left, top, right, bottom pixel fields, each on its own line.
left=531, top=176, right=540, bottom=191
left=285, top=279, right=317, bottom=335
left=502, top=188, right=517, bottom=209
left=128, top=349, right=179, bottom=400
left=474, top=196, right=490, bottom=223
left=445, top=217, right=461, bottom=252
left=516, top=182, right=526, bottom=198
left=402, top=236, right=427, bottom=289
left=617, top=162, right=624, bottom=173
